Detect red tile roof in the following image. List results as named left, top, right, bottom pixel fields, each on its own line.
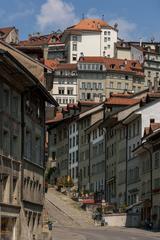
left=110, top=92, right=134, bottom=98
left=105, top=97, right=140, bottom=106
left=55, top=63, right=77, bottom=70
left=144, top=123, right=160, bottom=137
left=19, top=33, right=63, bottom=47
left=46, top=112, right=63, bottom=124
left=67, top=18, right=114, bottom=32
left=44, top=59, right=59, bottom=69
left=0, top=27, right=15, bottom=40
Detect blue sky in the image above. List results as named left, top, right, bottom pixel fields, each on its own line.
left=0, top=0, right=160, bottom=41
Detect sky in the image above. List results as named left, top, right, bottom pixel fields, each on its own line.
left=0, top=0, right=160, bottom=41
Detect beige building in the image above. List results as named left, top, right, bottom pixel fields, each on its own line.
left=77, top=56, right=145, bottom=102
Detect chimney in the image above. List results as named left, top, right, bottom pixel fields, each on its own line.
left=154, top=77, right=158, bottom=92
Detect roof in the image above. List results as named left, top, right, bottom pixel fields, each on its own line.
left=18, top=33, right=63, bottom=47
left=44, top=59, right=59, bottom=69
left=105, top=97, right=140, bottom=106
left=110, top=92, right=134, bottom=98
left=66, top=18, right=115, bottom=32
left=144, top=122, right=160, bottom=137
left=46, top=112, right=63, bottom=124
left=78, top=56, right=144, bottom=76
left=55, top=63, right=77, bottom=70
left=0, top=27, right=15, bottom=35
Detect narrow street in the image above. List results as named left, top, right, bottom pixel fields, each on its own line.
left=45, top=188, right=160, bottom=240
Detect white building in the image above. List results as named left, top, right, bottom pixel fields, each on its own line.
left=62, top=18, right=118, bottom=63
left=51, top=63, right=78, bottom=107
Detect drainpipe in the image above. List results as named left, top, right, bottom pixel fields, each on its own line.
left=141, top=144, right=153, bottom=220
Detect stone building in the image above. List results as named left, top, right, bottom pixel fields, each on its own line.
left=0, top=49, right=57, bottom=240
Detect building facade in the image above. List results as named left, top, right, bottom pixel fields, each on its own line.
left=62, top=18, right=118, bottom=63
left=0, top=50, right=57, bottom=240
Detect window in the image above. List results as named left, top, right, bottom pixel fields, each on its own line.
left=72, top=43, right=77, bottom=51
left=104, top=31, right=107, bottom=35
left=3, top=129, right=10, bottom=155
left=58, top=88, right=64, bottom=95
left=108, top=31, right=111, bottom=35
left=156, top=72, right=159, bottom=78
left=107, top=45, right=110, bottom=49
left=87, top=93, right=91, bottom=100
left=72, top=35, right=77, bottom=41
left=81, top=93, right=85, bottom=100
left=72, top=54, right=77, bottom=61
left=26, top=129, right=31, bottom=160
left=155, top=152, right=160, bottom=169
left=117, top=82, right=121, bottom=89
left=104, top=46, right=107, bottom=50
left=12, top=96, right=18, bottom=119
left=107, top=54, right=110, bottom=58
left=87, top=82, right=91, bottom=89
left=129, top=146, right=132, bottom=159
left=148, top=71, right=151, bottom=77
left=67, top=88, right=73, bottom=95
left=98, top=83, right=102, bottom=89
left=12, top=135, right=18, bottom=159
left=35, top=136, right=41, bottom=164
left=104, top=37, right=107, bottom=42
left=73, top=136, right=75, bottom=147
left=110, top=82, right=113, bottom=88
left=125, top=75, right=129, bottom=80
left=125, top=83, right=129, bottom=90
left=72, top=152, right=75, bottom=163
left=3, top=88, right=10, bottom=112
left=81, top=82, right=85, bottom=89
left=93, top=83, right=97, bottom=89
left=72, top=168, right=75, bottom=179
left=108, top=37, right=111, bottom=41
left=76, top=150, right=78, bottom=161
left=73, top=124, right=75, bottom=133
left=133, top=123, right=136, bottom=137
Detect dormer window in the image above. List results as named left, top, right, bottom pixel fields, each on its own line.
left=110, top=64, right=115, bottom=69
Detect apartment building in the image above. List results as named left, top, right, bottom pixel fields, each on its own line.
left=0, top=50, right=57, bottom=240
left=134, top=121, right=160, bottom=229
left=103, top=97, right=141, bottom=206
left=52, top=63, right=78, bottom=106
left=123, top=99, right=160, bottom=207
left=135, top=123, right=160, bottom=229
left=77, top=56, right=145, bottom=101
left=85, top=109, right=105, bottom=200
left=115, top=41, right=160, bottom=89
left=62, top=18, right=118, bottom=63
